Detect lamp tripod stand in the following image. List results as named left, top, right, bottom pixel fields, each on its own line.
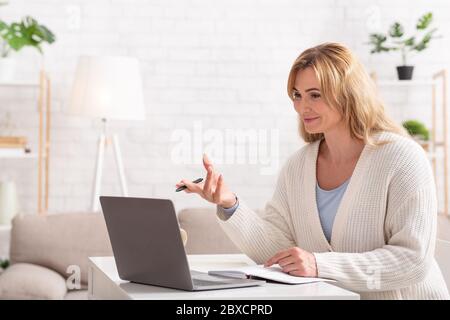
left=69, top=56, right=146, bottom=211
left=92, top=118, right=128, bottom=211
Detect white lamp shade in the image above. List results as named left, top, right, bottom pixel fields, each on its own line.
left=68, top=56, right=146, bottom=120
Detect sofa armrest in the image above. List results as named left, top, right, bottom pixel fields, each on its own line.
left=0, top=263, right=67, bottom=300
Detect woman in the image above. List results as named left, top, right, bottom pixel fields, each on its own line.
left=176, top=43, right=449, bottom=299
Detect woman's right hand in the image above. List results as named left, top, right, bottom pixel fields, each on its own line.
left=176, top=154, right=237, bottom=208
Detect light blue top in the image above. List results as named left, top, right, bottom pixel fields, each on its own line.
left=221, top=179, right=350, bottom=244
left=315, top=179, right=350, bottom=242
left=222, top=197, right=240, bottom=216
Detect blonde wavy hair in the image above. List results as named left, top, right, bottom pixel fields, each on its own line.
left=287, top=42, right=406, bottom=144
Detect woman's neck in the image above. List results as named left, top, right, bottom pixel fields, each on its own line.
left=321, top=126, right=365, bottom=165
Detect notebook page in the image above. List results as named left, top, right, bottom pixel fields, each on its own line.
left=209, top=265, right=335, bottom=284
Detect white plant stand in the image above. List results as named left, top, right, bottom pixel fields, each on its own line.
left=373, top=69, right=448, bottom=217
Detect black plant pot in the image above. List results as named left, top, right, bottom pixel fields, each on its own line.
left=396, top=66, right=414, bottom=80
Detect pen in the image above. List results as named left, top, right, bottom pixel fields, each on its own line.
left=175, top=178, right=203, bottom=192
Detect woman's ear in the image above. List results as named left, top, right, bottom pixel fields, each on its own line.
left=179, top=228, right=188, bottom=246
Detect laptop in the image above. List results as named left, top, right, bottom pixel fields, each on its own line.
left=99, top=196, right=265, bottom=291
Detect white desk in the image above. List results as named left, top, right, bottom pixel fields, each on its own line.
left=88, top=254, right=359, bottom=300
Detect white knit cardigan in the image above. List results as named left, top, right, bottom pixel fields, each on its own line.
left=217, top=132, right=449, bottom=300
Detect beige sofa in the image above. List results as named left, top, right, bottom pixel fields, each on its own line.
left=0, top=213, right=112, bottom=299
left=178, top=207, right=240, bottom=254
left=0, top=207, right=240, bottom=300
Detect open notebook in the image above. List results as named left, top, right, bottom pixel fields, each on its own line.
left=208, top=265, right=335, bottom=285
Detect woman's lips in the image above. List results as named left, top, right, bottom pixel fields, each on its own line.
left=303, top=116, right=320, bottom=124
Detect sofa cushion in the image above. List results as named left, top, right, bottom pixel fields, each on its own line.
left=10, top=212, right=112, bottom=286
left=0, top=263, right=67, bottom=300
left=178, top=207, right=241, bottom=254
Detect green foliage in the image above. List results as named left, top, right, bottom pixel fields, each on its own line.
left=369, top=33, right=390, bottom=53
left=0, top=16, right=55, bottom=58
left=417, top=12, right=433, bottom=30
left=0, top=258, right=9, bottom=270
left=389, top=22, right=404, bottom=38
left=402, top=120, right=430, bottom=141
left=368, top=12, right=439, bottom=65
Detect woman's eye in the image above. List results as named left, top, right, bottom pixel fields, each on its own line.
left=293, top=92, right=301, bottom=100
left=311, top=93, right=321, bottom=99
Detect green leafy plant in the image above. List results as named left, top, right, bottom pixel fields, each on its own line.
left=0, top=16, right=56, bottom=58
left=0, top=258, right=9, bottom=270
left=402, top=120, right=430, bottom=141
left=368, top=12, right=439, bottom=65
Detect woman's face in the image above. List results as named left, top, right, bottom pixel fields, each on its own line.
left=292, top=67, right=343, bottom=134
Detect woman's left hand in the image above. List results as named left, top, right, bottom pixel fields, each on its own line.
left=264, top=247, right=318, bottom=277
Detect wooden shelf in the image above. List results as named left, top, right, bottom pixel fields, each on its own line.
left=427, top=152, right=444, bottom=159
left=376, top=80, right=436, bottom=87
left=374, top=70, right=449, bottom=217
left=0, top=71, right=51, bottom=214
left=0, top=152, right=43, bottom=159
left=0, top=81, right=39, bottom=87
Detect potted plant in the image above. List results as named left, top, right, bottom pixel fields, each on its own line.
left=0, top=16, right=55, bottom=82
left=368, top=12, right=438, bottom=80
left=402, top=119, right=430, bottom=149
left=0, top=258, right=9, bottom=272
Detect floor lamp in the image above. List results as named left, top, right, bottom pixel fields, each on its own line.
left=68, top=56, right=146, bottom=211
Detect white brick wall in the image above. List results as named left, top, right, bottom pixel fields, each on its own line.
left=0, top=0, right=449, bottom=214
